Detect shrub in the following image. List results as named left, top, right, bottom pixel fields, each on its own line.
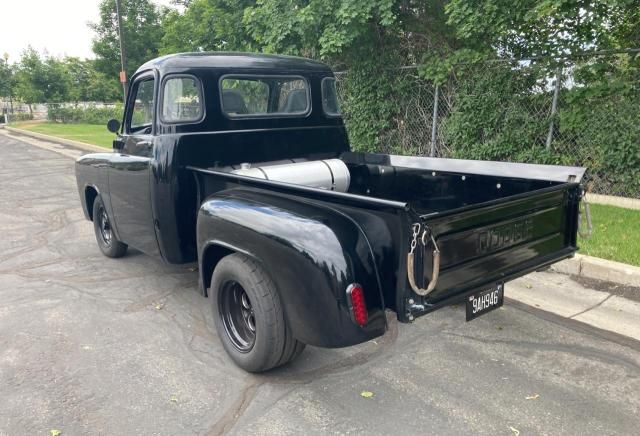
left=10, top=113, right=34, bottom=122
left=47, top=104, right=123, bottom=125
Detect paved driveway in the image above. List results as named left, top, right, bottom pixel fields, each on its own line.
left=1, top=131, right=639, bottom=435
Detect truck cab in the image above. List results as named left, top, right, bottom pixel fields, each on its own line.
left=76, top=53, right=587, bottom=372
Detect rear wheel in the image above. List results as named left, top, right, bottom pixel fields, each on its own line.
left=211, top=253, right=305, bottom=372
left=92, top=196, right=127, bottom=258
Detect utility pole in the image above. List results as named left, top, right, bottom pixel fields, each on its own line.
left=115, top=0, right=128, bottom=102
left=2, top=53, right=13, bottom=118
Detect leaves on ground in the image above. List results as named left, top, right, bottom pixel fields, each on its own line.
left=50, top=430, right=62, bottom=436
left=360, top=391, right=374, bottom=398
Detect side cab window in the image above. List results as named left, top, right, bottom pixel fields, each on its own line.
left=161, top=75, right=203, bottom=124
left=126, top=76, right=156, bottom=134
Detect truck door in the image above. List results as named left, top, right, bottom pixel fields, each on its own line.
left=108, top=72, right=159, bottom=257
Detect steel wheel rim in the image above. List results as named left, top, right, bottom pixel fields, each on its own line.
left=98, top=207, right=112, bottom=246
left=219, top=281, right=256, bottom=352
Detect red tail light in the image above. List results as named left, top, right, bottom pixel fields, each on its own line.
left=347, top=284, right=368, bottom=326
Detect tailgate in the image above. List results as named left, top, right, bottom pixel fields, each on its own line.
left=402, top=183, right=582, bottom=318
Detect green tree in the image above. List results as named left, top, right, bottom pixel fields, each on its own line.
left=242, top=0, right=399, bottom=58
left=161, top=0, right=257, bottom=54
left=13, top=48, right=46, bottom=108
left=91, top=0, right=166, bottom=86
left=437, top=0, right=638, bottom=67
left=43, top=56, right=72, bottom=102
left=160, top=1, right=448, bottom=63
left=8, top=48, right=121, bottom=109
left=64, top=57, right=119, bottom=102
left=13, top=48, right=71, bottom=109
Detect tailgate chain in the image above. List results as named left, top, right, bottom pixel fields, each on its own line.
left=407, top=223, right=441, bottom=296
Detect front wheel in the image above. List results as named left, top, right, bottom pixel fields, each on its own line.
left=211, top=253, right=305, bottom=372
left=92, top=196, right=128, bottom=258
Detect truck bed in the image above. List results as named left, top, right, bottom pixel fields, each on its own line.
left=188, top=152, right=584, bottom=322
left=341, top=152, right=581, bottom=214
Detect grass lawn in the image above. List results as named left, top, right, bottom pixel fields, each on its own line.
left=579, top=203, right=640, bottom=267
left=11, top=122, right=115, bottom=149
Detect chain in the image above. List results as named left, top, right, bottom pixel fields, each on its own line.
left=410, top=223, right=421, bottom=254
left=578, top=189, right=593, bottom=239
left=411, top=222, right=435, bottom=252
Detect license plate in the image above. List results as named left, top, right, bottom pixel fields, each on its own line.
left=466, top=284, right=504, bottom=321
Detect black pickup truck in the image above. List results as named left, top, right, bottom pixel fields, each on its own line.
left=75, top=53, right=587, bottom=372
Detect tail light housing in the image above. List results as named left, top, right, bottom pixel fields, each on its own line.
left=346, top=283, right=368, bottom=326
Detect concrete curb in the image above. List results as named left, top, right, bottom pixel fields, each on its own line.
left=588, top=193, right=640, bottom=210
left=510, top=271, right=640, bottom=341
left=5, top=126, right=108, bottom=153
left=551, top=254, right=640, bottom=287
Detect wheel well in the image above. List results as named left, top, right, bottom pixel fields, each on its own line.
left=201, top=244, right=235, bottom=297
left=85, top=187, right=98, bottom=221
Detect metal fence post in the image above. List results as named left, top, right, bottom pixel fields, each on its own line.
left=545, top=66, right=562, bottom=150
left=430, top=84, right=439, bottom=157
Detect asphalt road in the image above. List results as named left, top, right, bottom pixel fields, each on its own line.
left=1, top=131, right=639, bottom=436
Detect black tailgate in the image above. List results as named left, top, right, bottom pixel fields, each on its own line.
left=402, top=183, right=581, bottom=318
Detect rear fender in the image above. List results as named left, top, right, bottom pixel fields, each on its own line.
left=75, top=153, right=123, bottom=241
left=197, top=188, right=387, bottom=348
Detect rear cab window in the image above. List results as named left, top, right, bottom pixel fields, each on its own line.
left=220, top=75, right=310, bottom=118
left=321, top=77, right=341, bottom=117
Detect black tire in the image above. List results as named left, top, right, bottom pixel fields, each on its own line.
left=211, top=253, right=305, bottom=372
left=92, top=196, right=128, bottom=258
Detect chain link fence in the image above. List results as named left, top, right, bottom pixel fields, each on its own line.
left=336, top=50, right=640, bottom=198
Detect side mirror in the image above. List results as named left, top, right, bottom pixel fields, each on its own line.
left=107, top=118, right=121, bottom=134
